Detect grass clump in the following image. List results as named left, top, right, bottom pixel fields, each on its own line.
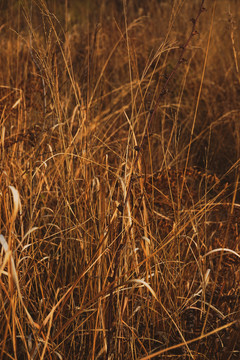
left=0, top=0, right=240, bottom=359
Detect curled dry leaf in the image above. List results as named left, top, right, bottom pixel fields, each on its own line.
left=9, top=185, right=22, bottom=223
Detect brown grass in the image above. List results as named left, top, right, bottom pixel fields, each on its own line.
left=0, top=0, right=240, bottom=359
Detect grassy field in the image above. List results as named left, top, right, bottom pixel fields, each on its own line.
left=0, top=0, right=240, bottom=359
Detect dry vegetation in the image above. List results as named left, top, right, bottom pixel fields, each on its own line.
left=0, top=0, right=240, bottom=359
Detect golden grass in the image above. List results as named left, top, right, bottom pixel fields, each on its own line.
left=0, top=0, right=240, bottom=359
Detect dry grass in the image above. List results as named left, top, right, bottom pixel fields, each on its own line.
left=0, top=0, right=240, bottom=359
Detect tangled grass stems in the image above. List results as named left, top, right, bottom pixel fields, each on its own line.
left=0, top=0, right=240, bottom=359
